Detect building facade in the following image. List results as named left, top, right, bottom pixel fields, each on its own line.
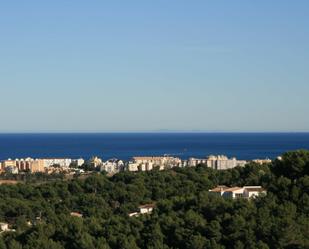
left=101, top=158, right=124, bottom=174
left=127, top=156, right=182, bottom=172
left=209, top=185, right=266, bottom=199
left=206, top=155, right=247, bottom=170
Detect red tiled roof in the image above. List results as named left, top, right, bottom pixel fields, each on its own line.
left=224, top=187, right=243, bottom=192
left=209, top=185, right=228, bottom=192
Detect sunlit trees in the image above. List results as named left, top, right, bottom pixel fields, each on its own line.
left=0, top=150, right=308, bottom=248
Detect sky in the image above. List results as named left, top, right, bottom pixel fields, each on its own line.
left=0, top=1, right=308, bottom=132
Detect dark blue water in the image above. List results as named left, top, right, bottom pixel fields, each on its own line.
left=0, top=133, right=309, bottom=161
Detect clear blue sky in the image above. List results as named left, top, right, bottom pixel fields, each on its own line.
left=0, top=1, right=308, bottom=132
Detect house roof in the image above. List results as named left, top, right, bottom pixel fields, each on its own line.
left=139, top=204, right=156, bottom=209
left=244, top=186, right=265, bottom=192
left=209, top=185, right=228, bottom=192
left=224, top=187, right=244, bottom=192
left=70, top=212, right=83, bottom=217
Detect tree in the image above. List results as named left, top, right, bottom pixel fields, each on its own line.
left=272, top=150, right=309, bottom=180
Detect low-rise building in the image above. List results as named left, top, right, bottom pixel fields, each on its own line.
left=208, top=185, right=229, bottom=196
left=243, top=186, right=267, bottom=198
left=222, top=187, right=245, bottom=199
left=209, top=185, right=266, bottom=199
left=139, top=204, right=155, bottom=214
left=128, top=203, right=156, bottom=217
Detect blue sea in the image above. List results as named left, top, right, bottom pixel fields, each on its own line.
left=0, top=133, right=309, bottom=161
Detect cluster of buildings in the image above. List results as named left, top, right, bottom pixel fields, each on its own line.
left=185, top=155, right=247, bottom=169
left=0, top=153, right=272, bottom=175
left=126, top=156, right=182, bottom=172
left=0, top=158, right=84, bottom=174
left=100, top=158, right=125, bottom=173
left=209, top=185, right=266, bottom=199
left=101, top=155, right=249, bottom=174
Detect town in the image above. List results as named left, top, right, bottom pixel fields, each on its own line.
left=0, top=154, right=271, bottom=235
left=0, top=150, right=307, bottom=248
left=0, top=154, right=272, bottom=175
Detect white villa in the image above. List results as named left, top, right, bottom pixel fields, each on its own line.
left=209, top=186, right=266, bottom=199
left=139, top=204, right=155, bottom=214
left=243, top=186, right=267, bottom=198
left=128, top=203, right=156, bottom=217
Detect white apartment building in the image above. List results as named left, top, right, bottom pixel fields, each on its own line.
left=73, top=158, right=85, bottom=167
left=127, top=162, right=140, bottom=172
left=41, top=158, right=72, bottom=168
left=206, top=155, right=247, bottom=170
left=127, top=156, right=182, bottom=172
left=187, top=158, right=208, bottom=167
left=101, top=158, right=124, bottom=174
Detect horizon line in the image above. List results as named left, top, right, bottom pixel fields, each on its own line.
left=0, top=130, right=309, bottom=134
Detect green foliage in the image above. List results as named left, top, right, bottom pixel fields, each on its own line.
left=272, top=150, right=309, bottom=180
left=0, top=150, right=308, bottom=248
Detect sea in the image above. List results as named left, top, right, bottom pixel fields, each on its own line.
left=0, top=133, right=309, bottom=161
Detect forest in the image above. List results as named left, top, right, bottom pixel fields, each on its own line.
left=0, top=150, right=308, bottom=249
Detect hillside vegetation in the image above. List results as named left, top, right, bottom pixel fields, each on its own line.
left=0, top=150, right=309, bottom=249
